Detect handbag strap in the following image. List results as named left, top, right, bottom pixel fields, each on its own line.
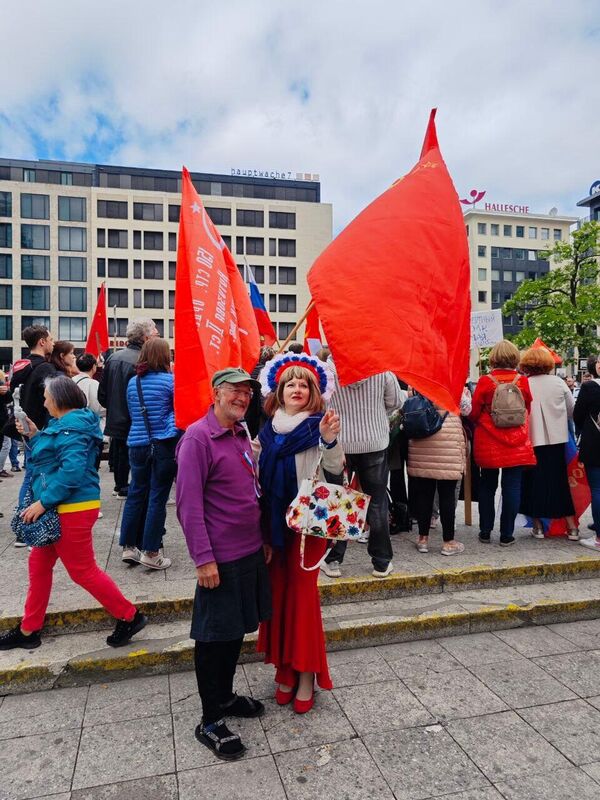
left=135, top=376, right=155, bottom=444
left=299, top=531, right=331, bottom=572
left=312, top=450, right=350, bottom=489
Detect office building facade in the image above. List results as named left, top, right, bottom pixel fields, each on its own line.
left=0, top=159, right=332, bottom=367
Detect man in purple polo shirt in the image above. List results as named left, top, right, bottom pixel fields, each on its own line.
left=176, top=367, right=272, bottom=762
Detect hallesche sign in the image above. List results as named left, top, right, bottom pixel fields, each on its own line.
left=483, top=202, right=530, bottom=214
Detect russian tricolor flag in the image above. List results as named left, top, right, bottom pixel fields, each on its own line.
left=247, top=265, right=277, bottom=347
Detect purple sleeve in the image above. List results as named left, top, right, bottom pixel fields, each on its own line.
left=175, top=435, right=216, bottom=567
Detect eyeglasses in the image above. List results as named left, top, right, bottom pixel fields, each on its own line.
left=222, top=385, right=253, bottom=399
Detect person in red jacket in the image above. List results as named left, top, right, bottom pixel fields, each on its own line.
left=470, top=340, right=535, bottom=545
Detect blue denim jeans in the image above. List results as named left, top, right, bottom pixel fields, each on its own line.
left=119, top=438, right=178, bottom=552
left=479, top=466, right=523, bottom=541
left=325, top=449, right=393, bottom=571
left=9, top=438, right=20, bottom=469
left=586, top=465, right=600, bottom=536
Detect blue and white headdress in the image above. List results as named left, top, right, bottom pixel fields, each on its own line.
left=259, top=353, right=334, bottom=400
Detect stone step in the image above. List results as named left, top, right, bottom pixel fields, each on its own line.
left=3, top=575, right=600, bottom=696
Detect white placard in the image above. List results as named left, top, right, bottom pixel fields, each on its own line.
left=471, top=309, right=503, bottom=348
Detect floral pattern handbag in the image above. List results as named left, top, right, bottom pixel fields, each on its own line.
left=286, top=459, right=371, bottom=571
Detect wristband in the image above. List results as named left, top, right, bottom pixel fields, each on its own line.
left=320, top=437, right=338, bottom=450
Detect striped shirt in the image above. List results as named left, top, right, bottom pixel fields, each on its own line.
left=328, top=363, right=404, bottom=454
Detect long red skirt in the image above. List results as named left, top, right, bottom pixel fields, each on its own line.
left=257, top=531, right=333, bottom=690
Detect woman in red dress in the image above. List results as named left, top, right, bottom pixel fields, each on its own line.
left=256, top=353, right=343, bottom=712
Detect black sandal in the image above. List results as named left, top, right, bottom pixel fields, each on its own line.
left=195, top=720, right=246, bottom=761
left=219, top=693, right=265, bottom=718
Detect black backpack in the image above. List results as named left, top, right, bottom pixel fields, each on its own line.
left=401, top=393, right=448, bottom=439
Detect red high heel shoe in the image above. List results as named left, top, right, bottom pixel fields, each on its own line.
left=293, top=680, right=315, bottom=714
left=275, top=685, right=295, bottom=706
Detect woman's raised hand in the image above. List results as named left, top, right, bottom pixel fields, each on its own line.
left=319, top=410, right=340, bottom=444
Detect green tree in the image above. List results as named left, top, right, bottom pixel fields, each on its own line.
left=503, top=220, right=600, bottom=361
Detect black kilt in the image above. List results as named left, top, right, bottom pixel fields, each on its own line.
left=190, top=547, right=272, bottom=643
left=520, top=443, right=575, bottom=519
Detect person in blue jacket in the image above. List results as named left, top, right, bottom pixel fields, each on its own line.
left=119, top=337, right=181, bottom=570
left=0, top=375, right=146, bottom=651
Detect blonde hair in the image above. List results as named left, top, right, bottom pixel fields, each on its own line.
left=489, top=340, right=520, bottom=370
left=519, top=347, right=555, bottom=376
left=264, top=365, right=325, bottom=416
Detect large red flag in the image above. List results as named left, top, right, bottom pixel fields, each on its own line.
left=85, top=282, right=109, bottom=357
left=174, top=168, right=260, bottom=428
left=308, top=109, right=470, bottom=413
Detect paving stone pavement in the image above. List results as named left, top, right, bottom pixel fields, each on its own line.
left=2, top=618, right=600, bottom=799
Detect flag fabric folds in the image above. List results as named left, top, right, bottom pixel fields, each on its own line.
left=307, top=109, right=470, bottom=414
left=247, top=266, right=277, bottom=346
left=531, top=337, right=563, bottom=365
left=85, top=282, right=109, bottom=357
left=303, top=302, right=323, bottom=355
left=174, top=168, right=260, bottom=429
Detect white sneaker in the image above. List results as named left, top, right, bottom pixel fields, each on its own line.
left=122, top=546, right=142, bottom=565
left=372, top=562, right=393, bottom=578
left=356, top=533, right=369, bottom=544
left=579, top=537, right=600, bottom=550
left=140, top=552, right=172, bottom=570
left=14, top=539, right=27, bottom=548
left=98, top=511, right=104, bottom=519
left=320, top=560, right=342, bottom=578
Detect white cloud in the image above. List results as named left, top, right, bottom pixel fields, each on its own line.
left=1, top=0, right=599, bottom=228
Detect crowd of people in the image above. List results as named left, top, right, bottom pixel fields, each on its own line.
left=0, top=321, right=599, bottom=761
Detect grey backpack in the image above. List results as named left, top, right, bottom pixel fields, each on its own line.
left=489, top=375, right=526, bottom=428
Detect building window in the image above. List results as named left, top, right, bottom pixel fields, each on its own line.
left=58, top=256, right=86, bottom=282
left=144, top=260, right=163, bottom=280
left=515, top=271, right=525, bottom=282
left=22, top=285, right=49, bottom=310
left=58, top=196, right=86, bottom=222
left=169, top=319, right=174, bottom=339
left=97, top=258, right=106, bottom=277
left=528, top=271, right=537, bottom=280
left=108, top=229, right=127, bottom=248
left=501, top=248, right=512, bottom=259
left=108, top=318, right=128, bottom=337
left=134, top=260, right=141, bottom=279
left=269, top=238, right=276, bottom=257
left=278, top=239, right=296, bottom=257
left=541, top=227, right=549, bottom=240
left=59, top=286, right=86, bottom=311
left=22, top=255, right=50, bottom=280
left=246, top=237, right=264, bottom=256
left=108, top=259, right=128, bottom=278
left=278, top=294, right=297, bottom=313
left=153, top=319, right=164, bottom=337
left=477, top=223, right=487, bottom=235
left=21, top=224, right=49, bottom=250
left=205, top=207, right=231, bottom=226
left=144, top=289, right=163, bottom=308
left=169, top=290, right=175, bottom=309
left=58, top=317, right=87, bottom=340
left=503, top=225, right=512, bottom=236
left=503, top=271, right=513, bottom=282
left=168, top=204, right=180, bottom=223
left=60, top=172, right=73, bottom=186
left=222, top=235, right=231, bottom=250
left=244, top=265, right=264, bottom=283
left=236, top=237, right=244, bottom=255
left=491, top=246, right=500, bottom=259
left=0, top=285, right=13, bottom=309
left=97, top=200, right=128, bottom=219
left=515, top=249, right=525, bottom=260
left=133, top=231, right=141, bottom=249
left=144, top=231, right=163, bottom=250
left=21, top=315, right=50, bottom=329
left=492, top=292, right=500, bottom=304
left=528, top=226, right=537, bottom=239
left=0, top=223, right=12, bottom=248
left=168, top=261, right=176, bottom=280
left=108, top=288, right=128, bottom=308
left=478, top=291, right=487, bottom=303
left=97, top=229, right=105, bottom=247
left=21, top=194, right=49, bottom=220
left=269, top=294, right=277, bottom=313
left=58, top=226, right=87, bottom=252
left=491, top=224, right=499, bottom=236
left=0, top=191, right=12, bottom=217
left=478, top=268, right=487, bottom=281
left=237, top=209, right=264, bottom=227
left=168, top=232, right=176, bottom=252
left=134, top=289, right=141, bottom=308
left=553, top=228, right=562, bottom=240
left=477, top=245, right=486, bottom=257
left=278, top=322, right=295, bottom=339
left=269, top=266, right=277, bottom=284
left=133, top=202, right=163, bottom=221
left=0, top=254, right=12, bottom=279
left=0, top=315, right=12, bottom=340
left=527, top=250, right=537, bottom=261
left=23, top=169, right=36, bottom=183
left=269, top=211, right=296, bottom=229
left=278, top=266, right=296, bottom=285
left=504, top=293, right=512, bottom=302
left=516, top=225, right=524, bottom=238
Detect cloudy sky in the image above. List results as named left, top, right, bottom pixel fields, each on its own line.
left=1, top=0, right=598, bottom=229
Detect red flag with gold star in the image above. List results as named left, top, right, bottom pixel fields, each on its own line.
left=85, top=282, right=109, bottom=357
left=308, top=109, right=470, bottom=413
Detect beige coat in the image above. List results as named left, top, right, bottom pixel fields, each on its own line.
left=527, top=374, right=574, bottom=447
left=407, top=412, right=466, bottom=480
